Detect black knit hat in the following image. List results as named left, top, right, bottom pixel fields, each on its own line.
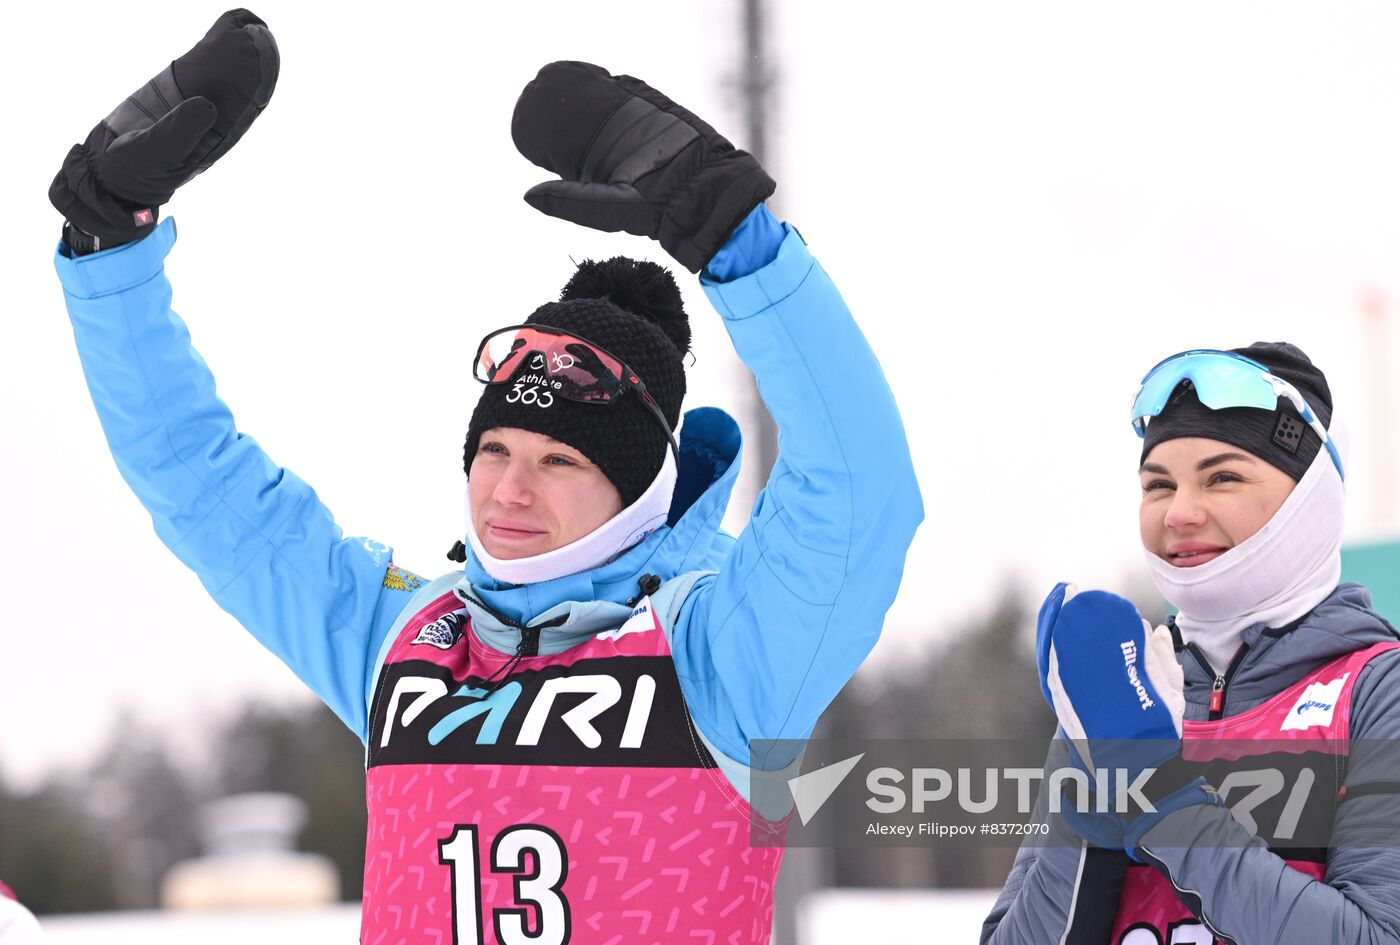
left=1140, top=341, right=1333, bottom=481
left=464, top=257, right=690, bottom=507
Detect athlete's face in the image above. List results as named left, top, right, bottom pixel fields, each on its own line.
left=1139, top=437, right=1296, bottom=568
left=470, top=427, right=624, bottom=559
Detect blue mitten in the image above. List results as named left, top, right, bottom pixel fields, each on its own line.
left=1036, top=583, right=1220, bottom=856
left=1037, top=584, right=1184, bottom=764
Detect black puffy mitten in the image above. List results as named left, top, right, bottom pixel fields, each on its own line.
left=49, top=9, right=278, bottom=253
left=512, top=61, right=775, bottom=273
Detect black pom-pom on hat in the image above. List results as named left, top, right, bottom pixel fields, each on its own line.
left=464, top=257, right=691, bottom=508
left=560, top=257, right=691, bottom=355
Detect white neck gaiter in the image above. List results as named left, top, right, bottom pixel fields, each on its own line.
left=1145, top=440, right=1345, bottom=674
left=465, top=448, right=678, bottom=586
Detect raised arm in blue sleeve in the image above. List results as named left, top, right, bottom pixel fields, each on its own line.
left=672, top=220, right=924, bottom=769
left=53, top=220, right=412, bottom=741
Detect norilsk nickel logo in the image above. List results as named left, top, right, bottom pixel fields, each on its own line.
left=412, top=611, right=466, bottom=650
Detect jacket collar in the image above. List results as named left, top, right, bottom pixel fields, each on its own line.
left=454, top=406, right=741, bottom=653
left=1178, top=583, right=1400, bottom=713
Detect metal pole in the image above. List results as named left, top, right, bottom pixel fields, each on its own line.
left=742, top=0, right=770, bottom=166
left=736, top=0, right=780, bottom=500
left=733, top=11, right=829, bottom=944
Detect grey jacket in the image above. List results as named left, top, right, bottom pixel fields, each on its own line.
left=982, top=584, right=1400, bottom=945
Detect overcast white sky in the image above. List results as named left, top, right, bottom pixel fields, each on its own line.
left=6, top=1, right=1400, bottom=787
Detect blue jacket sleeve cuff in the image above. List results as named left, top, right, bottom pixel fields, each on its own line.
left=703, top=204, right=787, bottom=283
left=701, top=223, right=813, bottom=320
left=53, top=218, right=178, bottom=299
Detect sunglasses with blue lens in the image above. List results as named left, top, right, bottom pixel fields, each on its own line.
left=1130, top=349, right=1343, bottom=481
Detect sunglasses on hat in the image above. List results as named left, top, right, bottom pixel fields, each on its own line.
left=1130, top=348, right=1343, bottom=480
left=472, top=324, right=680, bottom=463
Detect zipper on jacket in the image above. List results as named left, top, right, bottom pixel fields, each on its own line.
left=1185, top=641, right=1249, bottom=721
left=478, top=622, right=555, bottom=694
left=519, top=624, right=542, bottom=658
left=1137, top=848, right=1239, bottom=945
left=457, top=591, right=565, bottom=689
left=1208, top=675, right=1225, bottom=715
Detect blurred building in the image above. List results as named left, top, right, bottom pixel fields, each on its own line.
left=160, top=793, right=338, bottom=909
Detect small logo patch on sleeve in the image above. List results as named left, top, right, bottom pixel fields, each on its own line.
left=384, top=565, right=426, bottom=592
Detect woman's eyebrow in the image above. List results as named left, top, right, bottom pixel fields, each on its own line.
left=1197, top=451, right=1254, bottom=471
left=1138, top=451, right=1255, bottom=475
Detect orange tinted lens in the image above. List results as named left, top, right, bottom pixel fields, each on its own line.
left=476, top=328, right=627, bottom=402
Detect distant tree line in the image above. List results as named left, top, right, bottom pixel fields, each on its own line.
left=820, top=589, right=1056, bottom=889
left=0, top=703, right=366, bottom=914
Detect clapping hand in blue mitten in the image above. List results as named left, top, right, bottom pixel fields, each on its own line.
left=1035, top=583, right=1220, bottom=855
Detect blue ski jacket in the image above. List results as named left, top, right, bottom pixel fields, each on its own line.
left=53, top=207, right=923, bottom=797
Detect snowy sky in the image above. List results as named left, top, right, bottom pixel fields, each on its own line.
left=6, top=1, right=1400, bottom=786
